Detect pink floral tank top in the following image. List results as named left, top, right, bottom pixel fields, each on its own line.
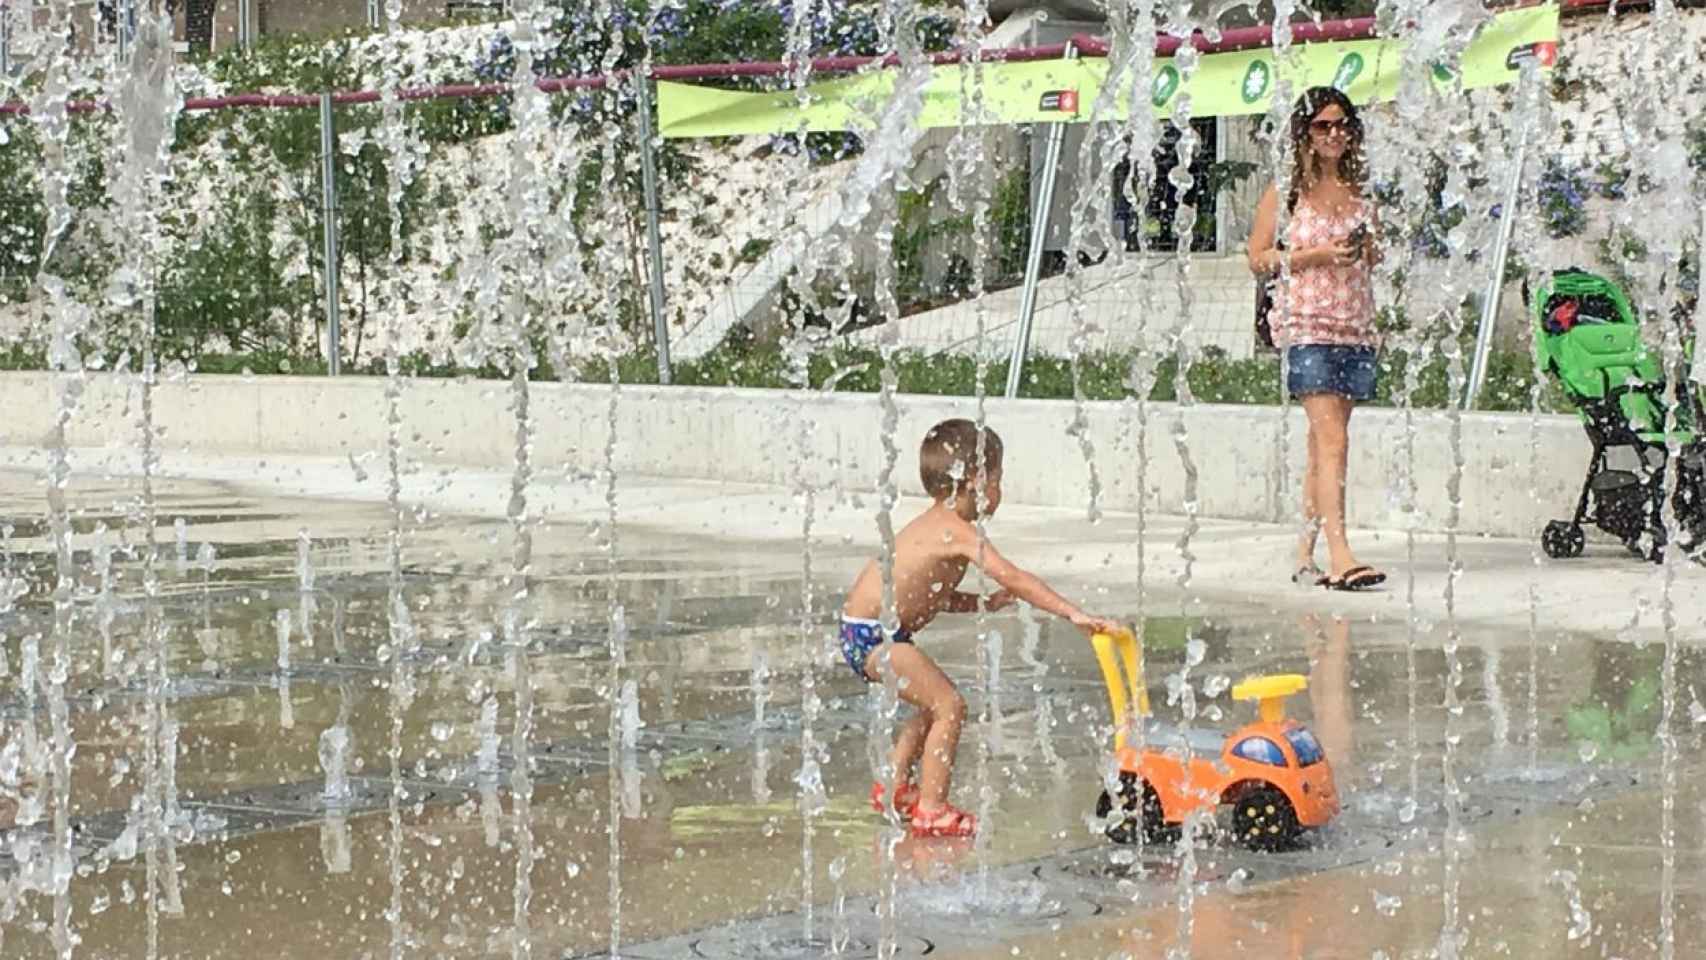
left=1270, top=194, right=1377, bottom=349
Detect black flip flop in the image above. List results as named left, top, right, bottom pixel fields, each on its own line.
left=1320, top=566, right=1386, bottom=591
left=1291, top=565, right=1323, bottom=585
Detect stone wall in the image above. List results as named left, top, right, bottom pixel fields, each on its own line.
left=0, top=371, right=1607, bottom=541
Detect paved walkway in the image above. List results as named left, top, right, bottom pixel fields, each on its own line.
left=4, top=445, right=1699, bottom=641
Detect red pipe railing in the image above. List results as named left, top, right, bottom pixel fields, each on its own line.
left=647, top=37, right=1082, bottom=82
left=1073, top=16, right=1378, bottom=58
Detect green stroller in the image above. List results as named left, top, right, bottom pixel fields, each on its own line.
left=1528, top=268, right=1705, bottom=562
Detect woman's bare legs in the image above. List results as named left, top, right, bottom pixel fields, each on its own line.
left=1300, top=392, right=1362, bottom=577
left=1302, top=614, right=1356, bottom=779
left=868, top=644, right=967, bottom=813
left=1299, top=422, right=1323, bottom=572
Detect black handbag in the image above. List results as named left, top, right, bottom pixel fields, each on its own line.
left=1254, top=240, right=1284, bottom=352
left=1255, top=277, right=1277, bottom=351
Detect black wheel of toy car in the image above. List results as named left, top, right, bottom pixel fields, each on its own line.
left=1097, top=773, right=1171, bottom=845
left=1232, top=784, right=1301, bottom=851
left=1542, top=521, right=1584, bottom=559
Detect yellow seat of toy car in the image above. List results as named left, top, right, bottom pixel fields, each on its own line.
left=1232, top=674, right=1308, bottom=722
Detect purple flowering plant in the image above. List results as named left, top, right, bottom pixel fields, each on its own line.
left=1536, top=157, right=1589, bottom=239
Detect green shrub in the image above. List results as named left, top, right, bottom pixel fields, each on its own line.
left=7, top=331, right=1567, bottom=416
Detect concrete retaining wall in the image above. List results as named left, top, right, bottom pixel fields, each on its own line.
left=0, top=373, right=1593, bottom=539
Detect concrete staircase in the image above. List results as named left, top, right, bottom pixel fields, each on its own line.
left=847, top=253, right=1261, bottom=359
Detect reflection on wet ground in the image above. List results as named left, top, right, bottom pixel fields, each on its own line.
left=1, top=475, right=1703, bottom=957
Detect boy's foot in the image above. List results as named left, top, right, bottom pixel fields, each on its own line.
left=870, top=780, right=921, bottom=816
left=909, top=803, right=978, bottom=838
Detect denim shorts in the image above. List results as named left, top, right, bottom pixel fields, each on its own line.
left=1286, top=344, right=1378, bottom=402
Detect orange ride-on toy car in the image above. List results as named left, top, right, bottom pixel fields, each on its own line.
left=1090, top=629, right=1341, bottom=850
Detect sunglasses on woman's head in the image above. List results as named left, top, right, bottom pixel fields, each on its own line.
left=1309, top=118, right=1353, bottom=137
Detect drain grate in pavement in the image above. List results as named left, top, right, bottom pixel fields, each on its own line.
left=887, top=876, right=1104, bottom=929
left=1038, top=845, right=1203, bottom=886
left=189, top=775, right=395, bottom=818
left=686, top=930, right=933, bottom=959
left=563, top=922, right=935, bottom=960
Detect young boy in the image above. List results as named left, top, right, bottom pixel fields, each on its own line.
left=841, top=418, right=1121, bottom=837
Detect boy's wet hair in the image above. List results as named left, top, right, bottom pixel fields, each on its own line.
left=920, top=419, right=1003, bottom=501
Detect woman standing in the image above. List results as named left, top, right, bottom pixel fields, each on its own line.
left=1248, top=86, right=1386, bottom=591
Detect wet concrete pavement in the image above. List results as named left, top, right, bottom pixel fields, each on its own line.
left=0, top=469, right=1703, bottom=957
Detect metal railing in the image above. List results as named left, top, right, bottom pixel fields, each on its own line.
left=1, top=31, right=1112, bottom=385
left=0, top=7, right=1597, bottom=398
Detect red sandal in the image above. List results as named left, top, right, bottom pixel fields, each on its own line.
left=869, top=780, right=921, bottom=816
left=909, top=803, right=978, bottom=838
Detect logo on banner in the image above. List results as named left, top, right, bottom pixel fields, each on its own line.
left=1240, top=60, right=1272, bottom=104
left=1505, top=41, right=1558, bottom=70
left=1038, top=89, right=1080, bottom=113
left=1152, top=65, right=1181, bottom=107
left=1332, top=52, right=1364, bottom=92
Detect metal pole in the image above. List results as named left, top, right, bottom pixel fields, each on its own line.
left=1213, top=116, right=1228, bottom=256
left=1692, top=199, right=1706, bottom=389
left=366, top=0, right=380, bottom=30
left=116, top=0, right=137, bottom=62
left=237, top=0, right=252, bottom=50
left=1465, top=66, right=1535, bottom=409
left=1004, top=119, right=1068, bottom=399
left=634, top=73, right=672, bottom=384
left=0, top=2, right=10, bottom=79
left=320, top=92, right=341, bottom=376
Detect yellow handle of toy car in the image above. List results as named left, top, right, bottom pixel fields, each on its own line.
left=1091, top=628, right=1148, bottom=750
left=1231, top=673, right=1309, bottom=723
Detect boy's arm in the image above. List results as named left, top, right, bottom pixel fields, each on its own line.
left=943, top=590, right=1015, bottom=613
left=952, top=525, right=1116, bottom=633
left=944, top=591, right=984, bottom=613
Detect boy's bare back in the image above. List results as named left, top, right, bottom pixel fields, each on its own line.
left=841, top=503, right=986, bottom=636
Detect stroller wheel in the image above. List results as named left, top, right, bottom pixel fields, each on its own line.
left=1542, top=521, right=1585, bottom=559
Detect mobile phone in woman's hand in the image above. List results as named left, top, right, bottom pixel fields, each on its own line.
left=1345, top=223, right=1370, bottom=252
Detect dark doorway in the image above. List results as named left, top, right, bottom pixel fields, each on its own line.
left=185, top=0, right=215, bottom=54
left=1111, top=117, right=1219, bottom=254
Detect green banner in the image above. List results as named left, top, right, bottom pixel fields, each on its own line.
left=658, top=4, right=1558, bottom=139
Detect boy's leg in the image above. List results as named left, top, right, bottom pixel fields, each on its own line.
left=864, top=644, right=930, bottom=782
left=872, top=644, right=967, bottom=813
left=889, top=710, right=930, bottom=785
